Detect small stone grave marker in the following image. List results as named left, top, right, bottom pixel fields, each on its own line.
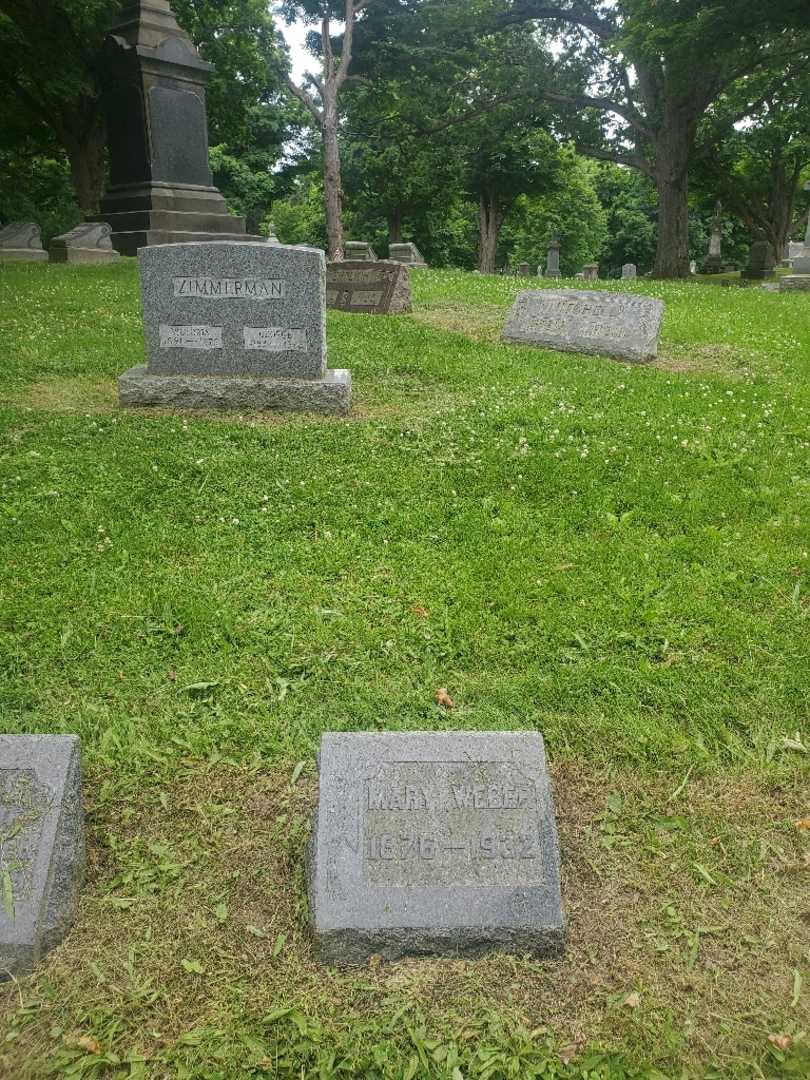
left=582, top=263, right=598, bottom=281
left=545, top=232, right=561, bottom=279
left=388, top=242, right=427, bottom=268
left=308, top=731, right=564, bottom=964
left=0, top=222, right=48, bottom=262
left=0, top=735, right=84, bottom=979
left=119, top=241, right=351, bottom=414
left=49, top=223, right=120, bottom=265
left=345, top=241, right=378, bottom=261
left=326, top=260, right=412, bottom=314
left=621, top=263, right=637, bottom=279
left=501, top=289, right=664, bottom=363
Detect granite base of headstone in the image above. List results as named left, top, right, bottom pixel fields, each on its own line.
left=49, top=223, right=121, bottom=265
left=502, top=289, right=664, bottom=363
left=327, top=260, right=412, bottom=314
left=0, top=735, right=84, bottom=979
left=119, top=241, right=351, bottom=414
left=308, top=731, right=564, bottom=965
left=780, top=275, right=810, bottom=292
left=621, top=263, right=637, bottom=280
left=345, top=242, right=378, bottom=261
left=0, top=222, right=48, bottom=263
left=388, top=242, right=427, bottom=268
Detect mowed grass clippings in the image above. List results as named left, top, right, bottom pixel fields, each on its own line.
left=0, top=260, right=809, bottom=1077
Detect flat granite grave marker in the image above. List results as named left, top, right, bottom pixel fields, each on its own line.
left=119, top=241, right=351, bottom=414
left=327, top=260, right=412, bottom=314
left=344, top=241, right=378, bottom=261
left=49, top=223, right=120, bottom=265
left=501, top=289, right=664, bottom=363
left=0, top=222, right=48, bottom=263
left=308, top=731, right=564, bottom=964
left=0, top=735, right=84, bottom=979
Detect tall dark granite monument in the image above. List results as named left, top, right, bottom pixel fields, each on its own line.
left=96, top=0, right=263, bottom=255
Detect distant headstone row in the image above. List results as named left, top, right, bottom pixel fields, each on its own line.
left=0, top=222, right=119, bottom=264
left=343, top=241, right=427, bottom=268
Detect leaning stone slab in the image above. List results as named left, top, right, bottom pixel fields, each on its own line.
left=502, top=289, right=664, bottom=363
left=388, top=242, right=427, bottom=268
left=327, top=260, right=411, bottom=315
left=0, top=735, right=84, bottom=979
left=49, top=223, right=120, bottom=264
left=119, top=241, right=351, bottom=414
left=0, top=222, right=48, bottom=263
left=308, top=731, right=564, bottom=965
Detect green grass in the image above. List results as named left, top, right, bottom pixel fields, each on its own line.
left=0, top=261, right=809, bottom=1078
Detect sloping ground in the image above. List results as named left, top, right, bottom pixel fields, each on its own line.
left=0, top=262, right=808, bottom=1077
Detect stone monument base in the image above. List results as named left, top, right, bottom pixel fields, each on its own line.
left=779, top=275, right=810, bottom=292
left=119, top=365, right=352, bottom=415
left=50, top=248, right=120, bottom=265
left=0, top=249, right=48, bottom=263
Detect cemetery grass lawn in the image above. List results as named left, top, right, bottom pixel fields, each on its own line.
left=1, top=261, right=809, bottom=1078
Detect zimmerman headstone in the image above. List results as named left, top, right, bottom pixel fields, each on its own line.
left=0, top=735, right=84, bottom=979
left=0, top=222, right=48, bottom=263
left=327, top=260, right=412, bottom=315
left=621, top=263, right=637, bottom=279
left=502, top=289, right=664, bottom=363
left=49, top=223, right=120, bottom=265
left=308, top=731, right=564, bottom=964
left=345, top=241, right=377, bottom=261
left=119, top=241, right=351, bottom=414
left=388, top=242, right=427, bottom=268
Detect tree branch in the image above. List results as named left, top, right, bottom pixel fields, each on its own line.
left=575, top=142, right=655, bottom=179
left=320, top=16, right=334, bottom=81
left=544, top=91, right=653, bottom=137
left=495, top=2, right=613, bottom=41
left=284, top=72, right=322, bottom=124
left=336, top=0, right=357, bottom=88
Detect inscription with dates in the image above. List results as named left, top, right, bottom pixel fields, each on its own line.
left=362, top=761, right=543, bottom=887
left=0, top=769, right=50, bottom=918
left=159, top=324, right=223, bottom=350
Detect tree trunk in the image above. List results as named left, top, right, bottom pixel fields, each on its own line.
left=653, top=121, right=693, bottom=278
left=478, top=191, right=503, bottom=274
left=60, top=111, right=107, bottom=212
left=322, top=98, right=344, bottom=260
left=388, top=206, right=402, bottom=244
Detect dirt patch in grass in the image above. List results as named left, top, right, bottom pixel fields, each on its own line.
left=413, top=301, right=507, bottom=343
left=1, top=758, right=807, bottom=1076
left=653, top=342, right=774, bottom=379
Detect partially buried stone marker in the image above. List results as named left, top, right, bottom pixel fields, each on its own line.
left=502, top=289, right=664, bottom=363
left=327, top=260, right=412, bottom=315
left=119, top=241, right=351, bottom=414
left=308, top=731, right=564, bottom=964
left=0, top=736, right=84, bottom=979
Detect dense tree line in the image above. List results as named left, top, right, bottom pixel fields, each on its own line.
left=1, top=0, right=808, bottom=276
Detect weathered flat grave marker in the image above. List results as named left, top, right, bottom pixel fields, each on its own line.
left=119, top=241, right=351, bottom=414
left=49, top=223, right=120, bottom=265
left=326, top=260, right=412, bottom=315
left=0, top=222, right=48, bottom=263
left=308, top=731, right=564, bottom=964
left=0, top=736, right=84, bottom=979
left=388, top=242, right=427, bottom=268
left=344, top=241, right=377, bottom=261
left=501, top=289, right=664, bottom=363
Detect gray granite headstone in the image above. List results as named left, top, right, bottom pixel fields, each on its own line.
left=518, top=262, right=531, bottom=277
left=119, top=241, right=351, bottom=414
left=49, top=223, right=121, bottom=264
left=308, top=731, right=564, bottom=965
left=0, top=222, right=48, bottom=263
left=502, top=289, right=664, bottom=363
left=582, top=263, right=598, bottom=281
left=741, top=232, right=776, bottom=280
left=327, top=260, right=412, bottom=314
left=545, top=232, right=561, bottom=279
left=621, top=263, right=637, bottom=279
left=536, top=266, right=543, bottom=278
left=345, top=241, right=378, bottom=261
left=0, top=735, right=84, bottom=979
left=388, top=242, right=427, bottom=268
